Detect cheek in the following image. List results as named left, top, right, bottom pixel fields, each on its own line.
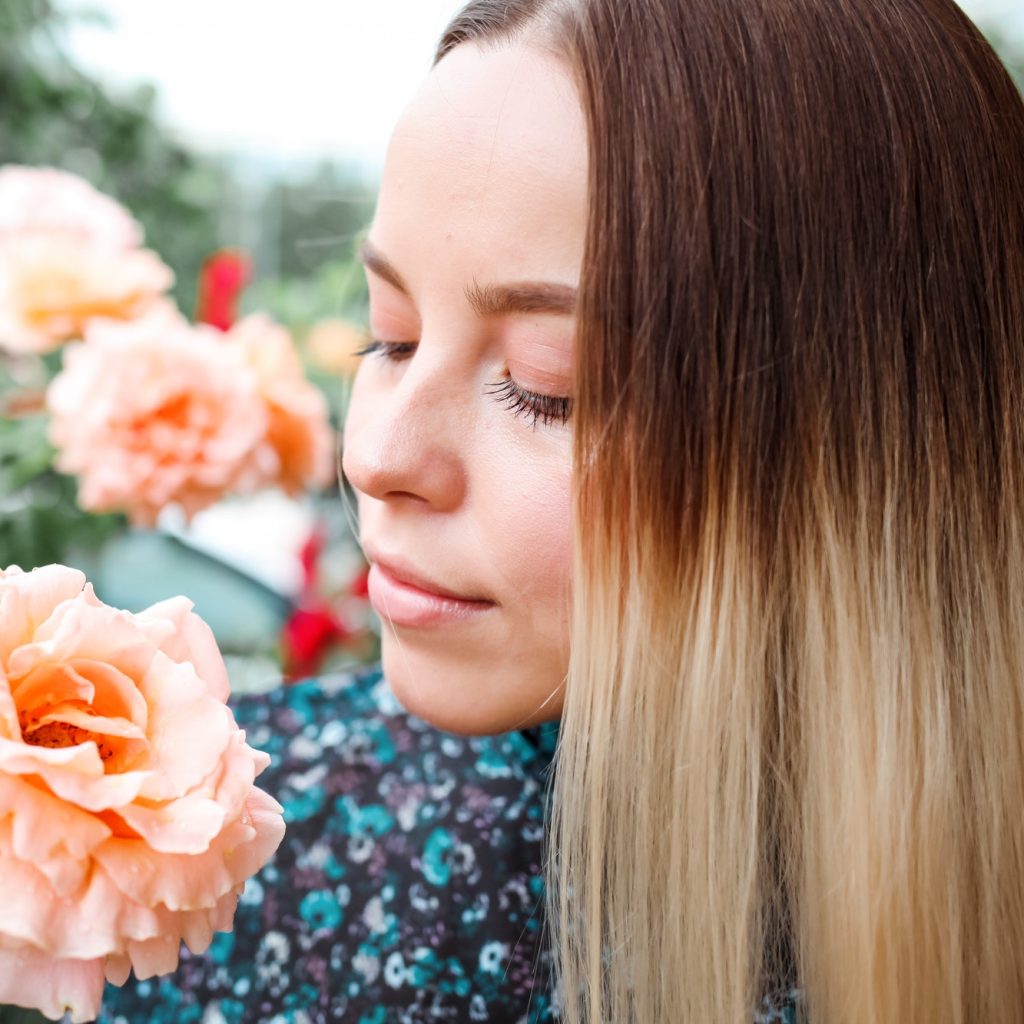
left=527, top=479, right=572, bottom=590
left=486, top=449, right=573, bottom=603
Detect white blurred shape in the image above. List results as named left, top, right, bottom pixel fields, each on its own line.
left=58, top=0, right=466, bottom=170
left=160, top=489, right=316, bottom=598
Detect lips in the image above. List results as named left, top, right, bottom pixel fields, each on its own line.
left=363, top=546, right=494, bottom=604
left=366, top=557, right=497, bottom=626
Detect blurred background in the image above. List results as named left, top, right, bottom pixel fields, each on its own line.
left=0, top=0, right=1021, bottom=691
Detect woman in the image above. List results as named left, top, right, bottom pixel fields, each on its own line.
left=102, top=0, right=1024, bottom=1021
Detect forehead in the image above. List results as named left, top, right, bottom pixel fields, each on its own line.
left=373, top=40, right=587, bottom=289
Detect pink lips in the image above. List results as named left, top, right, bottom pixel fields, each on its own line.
left=366, top=557, right=496, bottom=628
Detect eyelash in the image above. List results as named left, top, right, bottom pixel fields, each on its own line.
left=354, top=339, right=573, bottom=428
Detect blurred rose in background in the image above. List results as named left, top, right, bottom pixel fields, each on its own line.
left=47, top=306, right=271, bottom=525
left=0, top=166, right=173, bottom=354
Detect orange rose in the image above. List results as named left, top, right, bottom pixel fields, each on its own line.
left=46, top=307, right=272, bottom=525
left=0, top=564, right=285, bottom=1021
left=0, top=166, right=173, bottom=354
left=305, top=317, right=368, bottom=378
left=227, top=314, right=335, bottom=494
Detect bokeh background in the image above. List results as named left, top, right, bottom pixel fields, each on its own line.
left=1, top=0, right=1021, bottom=691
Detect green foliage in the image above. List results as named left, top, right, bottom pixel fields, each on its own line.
left=269, top=163, right=376, bottom=283
left=0, top=409, right=125, bottom=571
left=0, top=1004, right=53, bottom=1023
left=0, top=352, right=125, bottom=571
left=245, top=255, right=369, bottom=337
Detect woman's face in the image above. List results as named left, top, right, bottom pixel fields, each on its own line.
left=342, top=39, right=586, bottom=735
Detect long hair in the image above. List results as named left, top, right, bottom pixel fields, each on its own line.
left=437, top=2, right=1024, bottom=1021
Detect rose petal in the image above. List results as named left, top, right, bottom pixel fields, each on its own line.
left=110, top=732, right=271, bottom=853
left=12, top=660, right=96, bottom=713
left=7, top=657, right=148, bottom=735
left=178, top=887, right=240, bottom=955
left=46, top=316, right=268, bottom=523
left=68, top=658, right=149, bottom=730
left=137, top=597, right=230, bottom=702
left=0, top=851, right=172, bottom=959
left=95, top=785, right=284, bottom=912
left=133, top=653, right=233, bottom=801
left=0, top=734, right=101, bottom=772
left=122, top=932, right=181, bottom=981
left=8, top=591, right=157, bottom=685
left=0, top=776, right=111, bottom=896
left=93, top=822, right=254, bottom=912
left=0, top=677, right=20, bottom=740
left=104, top=951, right=131, bottom=986
left=0, top=166, right=142, bottom=245
left=36, top=703, right=146, bottom=742
left=114, top=789, right=226, bottom=855
left=206, top=731, right=261, bottom=820
left=0, top=943, right=105, bottom=1023
left=0, top=736, right=151, bottom=811
left=227, top=314, right=335, bottom=493
left=0, top=216, right=174, bottom=353
left=0, top=565, right=86, bottom=666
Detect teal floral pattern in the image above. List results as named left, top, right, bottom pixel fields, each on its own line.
left=97, top=665, right=559, bottom=1024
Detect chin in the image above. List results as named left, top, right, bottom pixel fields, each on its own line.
left=380, top=638, right=564, bottom=737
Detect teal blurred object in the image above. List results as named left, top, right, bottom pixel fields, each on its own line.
left=89, top=530, right=291, bottom=656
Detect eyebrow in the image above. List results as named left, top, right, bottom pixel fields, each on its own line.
left=359, top=239, right=577, bottom=318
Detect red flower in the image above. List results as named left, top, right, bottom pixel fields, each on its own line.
left=298, top=529, right=324, bottom=592
left=281, top=526, right=371, bottom=680
left=281, top=602, right=349, bottom=681
left=195, top=250, right=251, bottom=332
left=350, top=565, right=369, bottom=598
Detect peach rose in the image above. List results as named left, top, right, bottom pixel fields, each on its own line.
left=0, top=165, right=173, bottom=354
left=0, top=564, right=285, bottom=1022
left=227, top=314, right=335, bottom=494
left=305, top=317, right=368, bottom=378
left=46, top=307, right=273, bottom=525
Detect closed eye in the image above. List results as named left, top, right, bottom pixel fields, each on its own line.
left=356, top=340, right=572, bottom=428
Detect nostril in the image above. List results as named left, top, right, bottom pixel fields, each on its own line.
left=386, top=490, right=431, bottom=502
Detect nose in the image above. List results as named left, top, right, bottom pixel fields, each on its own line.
left=341, top=360, right=467, bottom=512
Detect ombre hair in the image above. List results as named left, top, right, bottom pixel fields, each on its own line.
left=437, top=2, right=1024, bottom=1022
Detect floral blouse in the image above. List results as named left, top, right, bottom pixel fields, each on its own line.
left=96, top=664, right=801, bottom=1024
left=97, top=665, right=560, bottom=1024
